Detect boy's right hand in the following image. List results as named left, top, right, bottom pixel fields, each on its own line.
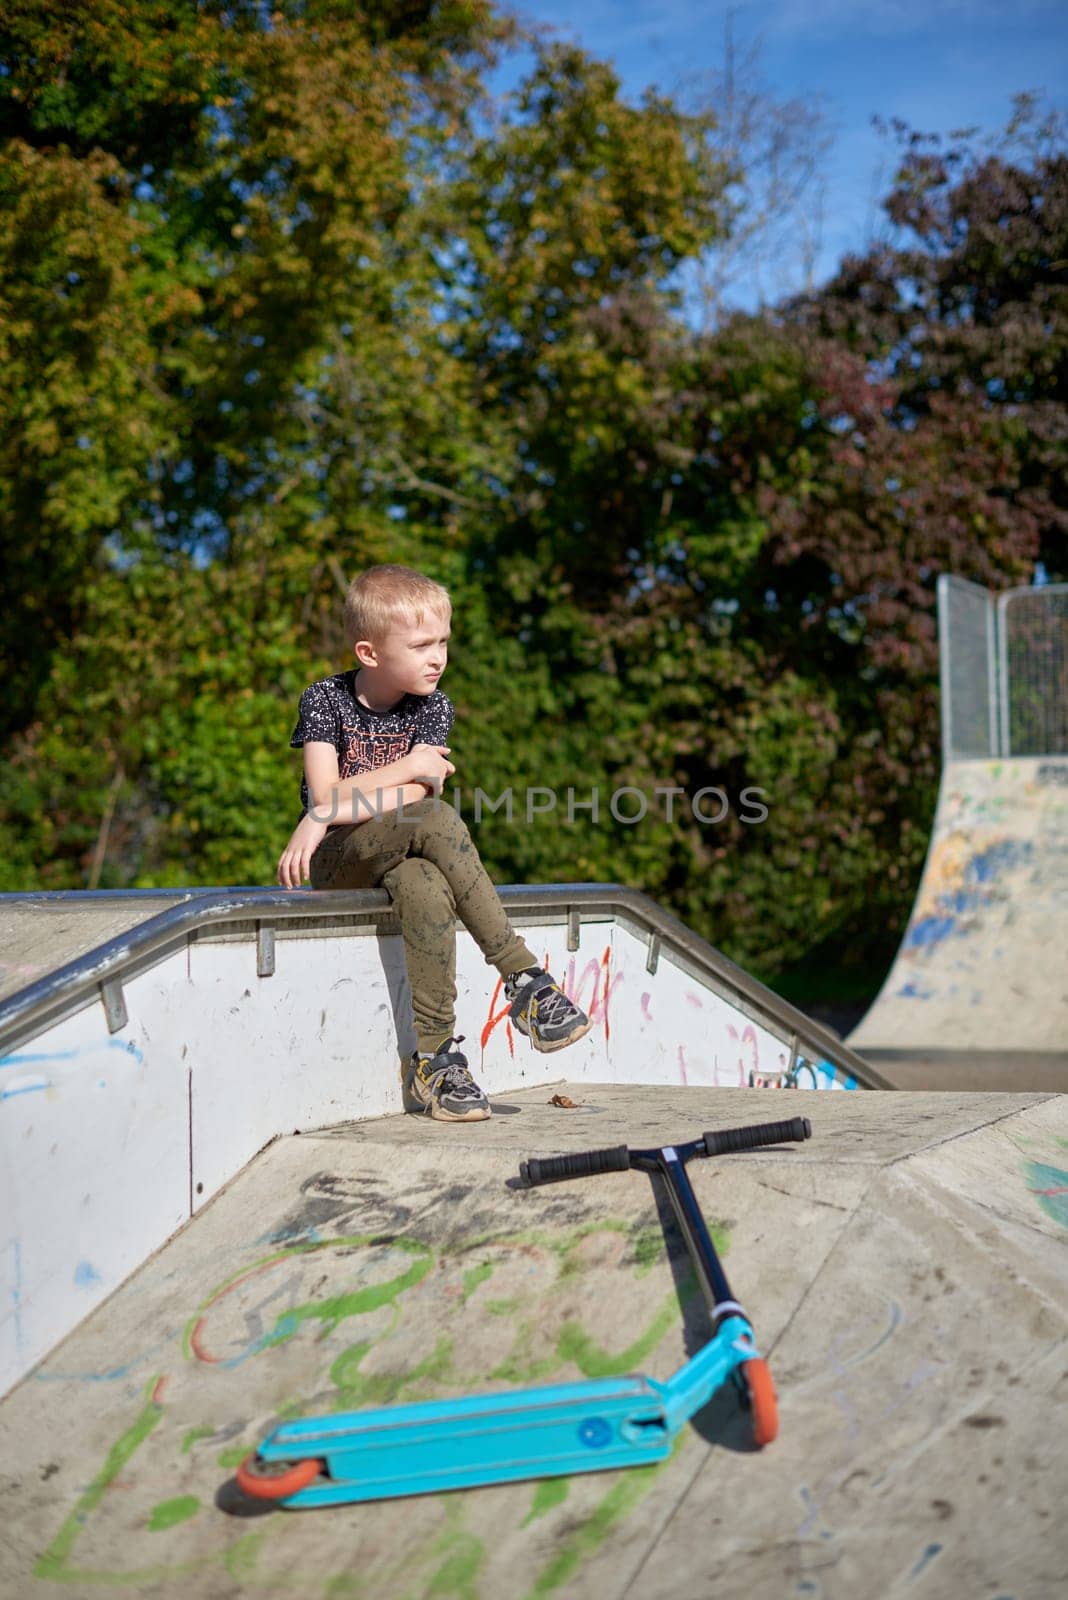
left=405, top=744, right=455, bottom=795
left=277, top=812, right=329, bottom=889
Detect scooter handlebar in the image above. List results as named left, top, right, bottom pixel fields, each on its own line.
left=701, top=1117, right=811, bottom=1156
left=521, top=1145, right=631, bottom=1186
left=521, top=1118, right=811, bottom=1187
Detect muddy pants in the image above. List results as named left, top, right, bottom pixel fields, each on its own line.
left=310, top=798, right=538, bottom=1056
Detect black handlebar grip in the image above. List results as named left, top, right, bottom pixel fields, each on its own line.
left=521, top=1146, right=631, bottom=1186
left=701, top=1117, right=811, bottom=1156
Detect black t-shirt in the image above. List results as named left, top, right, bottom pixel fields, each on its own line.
left=290, top=671, right=454, bottom=815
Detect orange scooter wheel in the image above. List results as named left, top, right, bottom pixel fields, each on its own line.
left=236, top=1452, right=324, bottom=1500
left=739, top=1357, right=778, bottom=1447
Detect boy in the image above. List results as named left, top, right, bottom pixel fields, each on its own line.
left=278, top=564, right=592, bottom=1122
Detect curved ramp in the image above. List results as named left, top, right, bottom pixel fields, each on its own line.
left=849, top=757, right=1068, bottom=1087
left=0, top=1084, right=1064, bottom=1599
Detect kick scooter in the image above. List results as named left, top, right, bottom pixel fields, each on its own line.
left=236, top=1115, right=811, bottom=1507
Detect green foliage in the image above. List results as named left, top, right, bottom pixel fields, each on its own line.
left=1, top=8, right=1064, bottom=995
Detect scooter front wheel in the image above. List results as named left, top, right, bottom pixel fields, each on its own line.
left=739, top=1358, right=778, bottom=1447
left=236, top=1452, right=324, bottom=1500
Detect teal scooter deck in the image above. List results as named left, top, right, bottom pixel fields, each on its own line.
left=235, top=1117, right=811, bottom=1508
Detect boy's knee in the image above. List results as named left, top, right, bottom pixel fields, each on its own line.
left=385, top=856, right=455, bottom=912
left=415, top=797, right=472, bottom=851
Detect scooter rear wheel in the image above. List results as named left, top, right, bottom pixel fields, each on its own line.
left=739, top=1358, right=778, bottom=1446
left=236, top=1452, right=324, bottom=1500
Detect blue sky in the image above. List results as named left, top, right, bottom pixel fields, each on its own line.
left=500, top=1, right=1068, bottom=309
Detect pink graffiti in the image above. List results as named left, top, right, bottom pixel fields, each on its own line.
left=727, top=1022, right=760, bottom=1087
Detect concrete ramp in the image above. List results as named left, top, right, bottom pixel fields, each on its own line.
left=1, top=1085, right=1065, bottom=1599
left=849, top=757, right=1068, bottom=1087
left=0, top=892, right=203, bottom=1005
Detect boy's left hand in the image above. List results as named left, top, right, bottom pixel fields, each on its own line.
left=278, top=812, right=329, bottom=889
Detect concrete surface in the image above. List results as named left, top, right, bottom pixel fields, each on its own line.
left=860, top=1049, right=1068, bottom=1093
left=0, top=894, right=198, bottom=1004
left=850, top=757, right=1068, bottom=1066
left=1, top=1084, right=1065, bottom=1600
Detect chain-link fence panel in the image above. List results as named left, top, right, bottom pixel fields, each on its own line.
left=937, top=575, right=997, bottom=759
left=998, top=586, right=1068, bottom=756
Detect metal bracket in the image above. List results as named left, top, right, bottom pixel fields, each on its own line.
left=100, top=978, right=128, bottom=1034
left=646, top=933, right=661, bottom=975
left=256, top=924, right=276, bottom=979
left=567, top=907, right=581, bottom=952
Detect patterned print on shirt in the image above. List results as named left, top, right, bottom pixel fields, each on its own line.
left=342, top=729, right=412, bottom=776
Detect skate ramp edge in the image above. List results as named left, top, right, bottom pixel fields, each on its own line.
left=0, top=885, right=879, bottom=1401
left=0, top=1084, right=1064, bottom=1599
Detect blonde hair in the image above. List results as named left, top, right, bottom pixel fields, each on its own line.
left=343, top=564, right=451, bottom=649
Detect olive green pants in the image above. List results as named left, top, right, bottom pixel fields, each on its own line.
left=310, top=797, right=537, bottom=1056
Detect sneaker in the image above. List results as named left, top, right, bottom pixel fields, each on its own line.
left=404, top=1035, right=491, bottom=1122
left=504, top=968, right=593, bottom=1053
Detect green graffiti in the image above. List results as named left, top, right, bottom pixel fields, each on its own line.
left=223, top=1530, right=264, bottom=1581
left=556, top=1292, right=681, bottom=1378
left=461, top=1261, right=493, bottom=1299
left=427, top=1528, right=485, bottom=1600
left=148, top=1495, right=200, bottom=1531
left=496, top=1268, right=702, bottom=1386
left=34, top=1375, right=166, bottom=1580
left=632, top=1226, right=667, bottom=1274
left=522, top=1476, right=570, bottom=1527
left=323, top=1574, right=368, bottom=1597
left=180, top=1234, right=433, bottom=1362
left=331, top=1335, right=454, bottom=1409
left=36, top=1209, right=707, bottom=1591
left=1025, top=1159, right=1068, bottom=1228
left=265, top=1253, right=433, bottom=1347
left=180, top=1427, right=214, bottom=1455
left=522, top=1460, right=665, bottom=1598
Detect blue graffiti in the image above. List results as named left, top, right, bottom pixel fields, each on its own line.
left=967, top=840, right=1033, bottom=883
left=33, top=1344, right=174, bottom=1384
left=907, top=1543, right=943, bottom=1582
left=904, top=915, right=959, bottom=950
left=0, top=1038, right=143, bottom=1072
left=74, top=1261, right=103, bottom=1288
left=903, top=836, right=1036, bottom=955
left=0, top=1079, right=50, bottom=1102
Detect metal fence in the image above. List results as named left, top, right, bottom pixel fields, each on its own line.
left=938, top=576, right=1068, bottom=759
left=998, top=587, right=1068, bottom=756
left=938, top=575, right=998, bottom=758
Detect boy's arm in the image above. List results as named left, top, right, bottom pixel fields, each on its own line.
left=303, top=743, right=453, bottom=821
left=278, top=744, right=429, bottom=889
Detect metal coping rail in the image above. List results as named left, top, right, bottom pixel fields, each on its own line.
left=0, top=884, right=891, bottom=1089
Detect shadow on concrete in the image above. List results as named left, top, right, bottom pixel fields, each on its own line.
left=216, top=1478, right=280, bottom=1518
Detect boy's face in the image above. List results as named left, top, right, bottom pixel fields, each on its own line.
left=356, top=607, right=451, bottom=698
